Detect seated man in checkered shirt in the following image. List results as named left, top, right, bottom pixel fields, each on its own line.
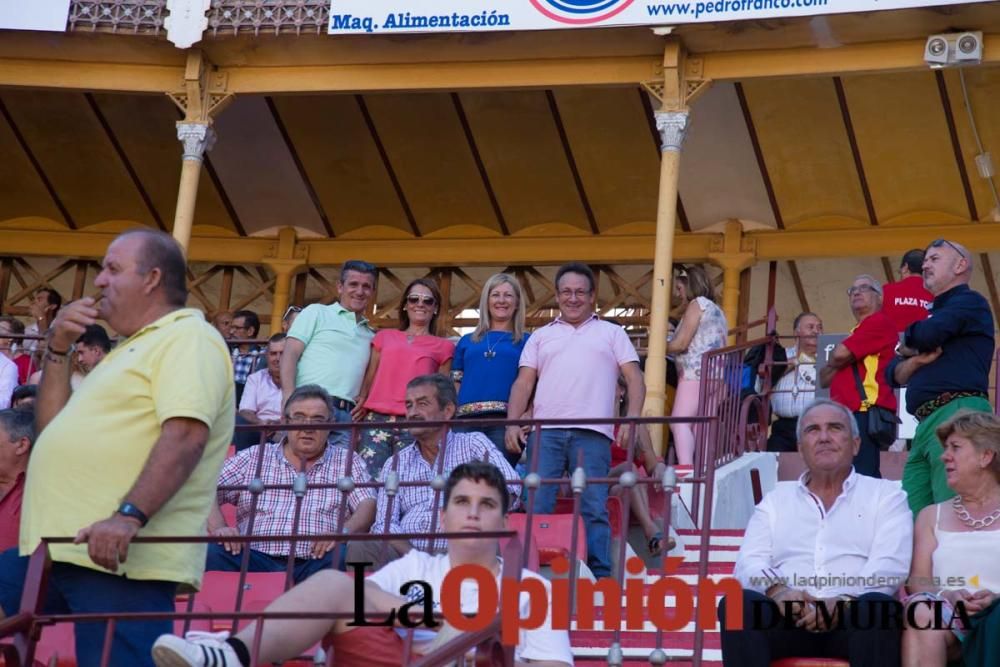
left=206, top=384, right=377, bottom=584
left=347, top=373, right=520, bottom=568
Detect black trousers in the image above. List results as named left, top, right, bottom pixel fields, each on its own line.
left=718, top=589, right=901, bottom=667
left=767, top=416, right=799, bottom=452
left=852, top=411, right=882, bottom=478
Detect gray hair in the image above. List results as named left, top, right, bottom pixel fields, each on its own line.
left=796, top=399, right=860, bottom=442
left=283, top=384, right=333, bottom=418
left=853, top=274, right=883, bottom=296
left=0, top=408, right=35, bottom=447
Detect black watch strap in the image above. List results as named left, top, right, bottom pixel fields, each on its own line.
left=117, top=502, right=149, bottom=527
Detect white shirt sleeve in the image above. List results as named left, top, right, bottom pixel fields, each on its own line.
left=0, top=357, right=17, bottom=410
left=733, top=493, right=787, bottom=593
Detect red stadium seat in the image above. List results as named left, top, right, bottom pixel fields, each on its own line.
left=507, top=513, right=586, bottom=567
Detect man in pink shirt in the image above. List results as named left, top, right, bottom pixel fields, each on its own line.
left=236, top=333, right=286, bottom=450
left=505, top=262, right=645, bottom=577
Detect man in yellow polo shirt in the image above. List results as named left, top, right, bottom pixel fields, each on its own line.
left=0, top=229, right=234, bottom=667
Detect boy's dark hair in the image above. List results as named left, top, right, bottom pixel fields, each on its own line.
left=443, top=461, right=510, bottom=515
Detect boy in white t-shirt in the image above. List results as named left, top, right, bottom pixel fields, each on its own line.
left=152, top=462, right=574, bottom=667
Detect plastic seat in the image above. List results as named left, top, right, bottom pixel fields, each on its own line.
left=196, top=571, right=287, bottom=632
left=507, top=513, right=586, bottom=566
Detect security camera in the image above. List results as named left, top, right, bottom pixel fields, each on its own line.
left=954, top=31, right=983, bottom=63
left=924, top=31, right=984, bottom=68
left=924, top=35, right=949, bottom=68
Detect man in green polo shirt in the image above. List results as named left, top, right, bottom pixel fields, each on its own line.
left=280, top=260, right=377, bottom=445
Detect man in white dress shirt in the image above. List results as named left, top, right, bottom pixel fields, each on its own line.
left=722, top=398, right=912, bottom=666
left=767, top=312, right=822, bottom=452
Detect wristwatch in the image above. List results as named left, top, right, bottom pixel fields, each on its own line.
left=117, top=502, right=149, bottom=527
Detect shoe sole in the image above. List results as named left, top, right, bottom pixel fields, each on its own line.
left=151, top=644, right=197, bottom=667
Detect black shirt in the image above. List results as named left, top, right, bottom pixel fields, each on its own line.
left=886, top=284, right=994, bottom=413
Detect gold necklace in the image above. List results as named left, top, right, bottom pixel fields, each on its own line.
left=952, top=495, right=1000, bottom=530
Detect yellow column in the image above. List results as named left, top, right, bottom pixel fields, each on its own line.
left=643, top=110, right=688, bottom=455
left=709, top=220, right=756, bottom=344
left=263, top=228, right=305, bottom=335
left=172, top=121, right=215, bottom=254
left=267, top=262, right=299, bottom=333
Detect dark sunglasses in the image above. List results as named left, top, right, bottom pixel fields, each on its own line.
left=928, top=238, right=968, bottom=259
left=406, top=295, right=436, bottom=306
left=282, top=306, right=302, bottom=320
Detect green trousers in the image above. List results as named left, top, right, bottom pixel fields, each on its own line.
left=902, top=395, right=992, bottom=516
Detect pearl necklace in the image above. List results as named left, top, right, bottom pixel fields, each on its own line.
left=951, top=495, right=1000, bottom=530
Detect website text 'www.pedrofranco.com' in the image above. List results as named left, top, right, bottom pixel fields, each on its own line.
left=749, top=574, right=968, bottom=590
left=647, top=0, right=828, bottom=20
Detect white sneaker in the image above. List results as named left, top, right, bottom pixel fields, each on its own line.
left=151, top=631, right=243, bottom=667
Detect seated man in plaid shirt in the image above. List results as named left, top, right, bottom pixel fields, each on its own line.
left=347, top=373, right=519, bottom=568
left=206, top=385, right=377, bottom=583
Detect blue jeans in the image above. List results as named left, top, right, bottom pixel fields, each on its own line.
left=0, top=547, right=177, bottom=667
left=528, top=428, right=612, bottom=578
left=327, top=406, right=354, bottom=449
left=205, top=543, right=344, bottom=583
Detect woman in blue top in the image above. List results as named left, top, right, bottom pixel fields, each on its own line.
left=452, top=273, right=529, bottom=466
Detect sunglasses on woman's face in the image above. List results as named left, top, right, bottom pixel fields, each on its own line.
left=406, top=295, right=436, bottom=306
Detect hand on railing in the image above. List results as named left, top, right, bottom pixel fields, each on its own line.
left=211, top=525, right=243, bottom=554
left=504, top=425, right=527, bottom=455
left=74, top=513, right=141, bottom=573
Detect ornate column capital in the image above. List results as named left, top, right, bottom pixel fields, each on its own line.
left=176, top=121, right=216, bottom=162
left=655, top=111, right=689, bottom=153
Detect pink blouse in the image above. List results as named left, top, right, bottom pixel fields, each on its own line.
left=363, top=329, right=454, bottom=415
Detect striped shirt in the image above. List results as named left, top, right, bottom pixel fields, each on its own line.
left=218, top=442, right=376, bottom=557
left=373, top=431, right=519, bottom=551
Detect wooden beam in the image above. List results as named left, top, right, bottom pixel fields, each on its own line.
left=700, top=35, right=1000, bottom=82
left=224, top=56, right=662, bottom=94
left=6, top=221, right=1000, bottom=268
left=0, top=58, right=183, bottom=93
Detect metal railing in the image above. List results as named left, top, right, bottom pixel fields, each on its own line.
left=0, top=411, right=724, bottom=667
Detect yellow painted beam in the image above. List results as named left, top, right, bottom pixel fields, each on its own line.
left=0, top=227, right=715, bottom=266
left=700, top=35, right=1000, bottom=81
left=223, top=56, right=662, bottom=93
left=0, top=229, right=276, bottom=264
left=0, top=58, right=183, bottom=93
left=301, top=233, right=715, bottom=266
left=745, top=223, right=1000, bottom=260
left=5, top=222, right=1000, bottom=267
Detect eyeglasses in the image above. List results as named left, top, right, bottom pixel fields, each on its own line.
left=282, top=306, right=302, bottom=320
left=928, top=238, right=969, bottom=259
left=285, top=415, right=330, bottom=425
left=406, top=295, right=436, bottom=306
left=558, top=289, right=592, bottom=299
left=846, top=285, right=879, bottom=297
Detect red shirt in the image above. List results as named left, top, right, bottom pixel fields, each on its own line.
left=881, top=276, right=932, bottom=332
left=831, top=311, right=898, bottom=412
left=0, top=472, right=25, bottom=552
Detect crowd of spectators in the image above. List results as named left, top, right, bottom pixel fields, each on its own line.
left=1, top=232, right=998, bottom=667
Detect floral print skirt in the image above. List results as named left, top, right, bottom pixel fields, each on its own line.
left=357, top=411, right=414, bottom=480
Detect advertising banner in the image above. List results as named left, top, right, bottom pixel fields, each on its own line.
left=328, top=0, right=991, bottom=35
left=0, top=0, right=71, bottom=32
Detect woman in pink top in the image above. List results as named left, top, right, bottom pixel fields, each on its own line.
left=353, top=278, right=454, bottom=478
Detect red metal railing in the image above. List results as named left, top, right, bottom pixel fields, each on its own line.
left=0, top=411, right=724, bottom=667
